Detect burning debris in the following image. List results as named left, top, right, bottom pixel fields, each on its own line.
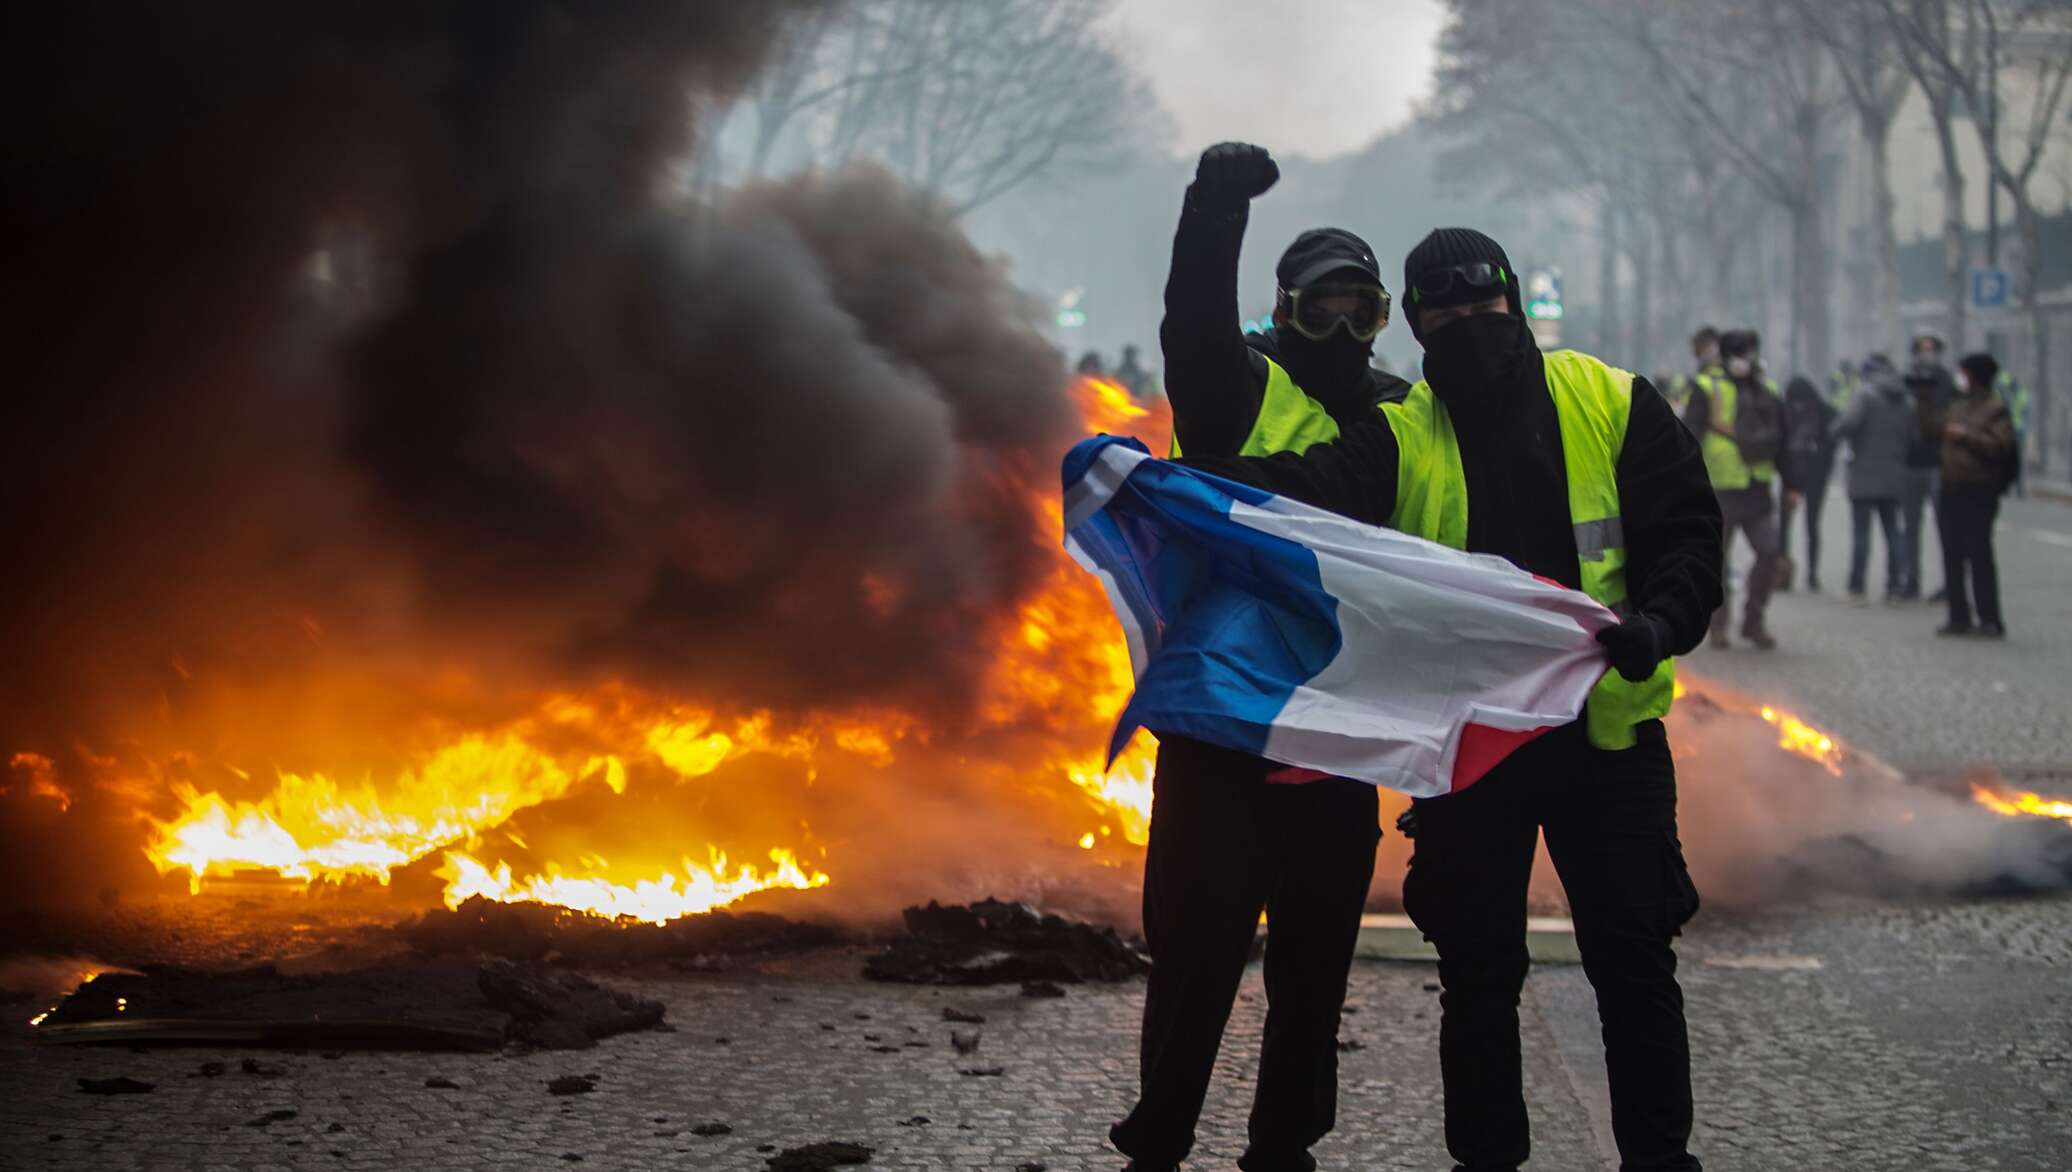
left=863, top=898, right=1149, bottom=986
left=32, top=959, right=664, bottom=1052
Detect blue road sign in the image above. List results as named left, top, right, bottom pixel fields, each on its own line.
left=1971, top=268, right=2010, bottom=309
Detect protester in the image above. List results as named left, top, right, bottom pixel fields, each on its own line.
left=1826, top=357, right=1861, bottom=411
left=1075, top=349, right=1107, bottom=376
left=1996, top=365, right=2031, bottom=498
left=1107, top=141, right=1407, bottom=1172
left=1924, top=353, right=2016, bottom=637
left=1684, top=328, right=1785, bottom=649
left=1778, top=375, right=1838, bottom=591
left=1900, top=335, right=1956, bottom=601
left=1833, top=354, right=1913, bottom=603
left=1186, top=227, right=1718, bottom=1172
left=1665, top=325, right=1720, bottom=415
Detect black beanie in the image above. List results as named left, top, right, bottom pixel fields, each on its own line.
left=1402, top=227, right=1522, bottom=337
left=1958, top=351, right=1999, bottom=388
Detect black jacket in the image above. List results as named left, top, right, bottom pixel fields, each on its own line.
left=1185, top=355, right=1725, bottom=660
left=1160, top=194, right=1408, bottom=457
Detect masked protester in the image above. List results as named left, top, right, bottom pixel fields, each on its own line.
left=1107, top=142, right=1408, bottom=1172
left=1183, top=227, right=1720, bottom=1172
left=1683, top=329, right=1786, bottom=649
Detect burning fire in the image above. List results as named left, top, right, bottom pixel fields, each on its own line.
left=116, top=376, right=1168, bottom=921
left=1759, top=706, right=1843, bottom=777
left=1970, top=783, right=2072, bottom=824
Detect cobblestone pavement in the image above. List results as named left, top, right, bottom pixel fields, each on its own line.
left=1691, top=492, right=2072, bottom=777
left=6, top=893, right=2072, bottom=1172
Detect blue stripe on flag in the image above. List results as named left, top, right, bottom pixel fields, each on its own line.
left=1062, top=437, right=1343, bottom=764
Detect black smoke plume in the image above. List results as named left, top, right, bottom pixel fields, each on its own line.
left=0, top=1, right=1077, bottom=904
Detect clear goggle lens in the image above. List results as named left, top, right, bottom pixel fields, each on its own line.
left=1281, top=283, right=1390, bottom=342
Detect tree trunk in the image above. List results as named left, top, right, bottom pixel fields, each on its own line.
left=1599, top=197, right=1622, bottom=358
left=1791, top=196, right=1832, bottom=377
left=1632, top=212, right=1656, bottom=371
left=1866, top=118, right=1902, bottom=354
left=2014, top=192, right=2051, bottom=478
left=1929, top=102, right=1968, bottom=352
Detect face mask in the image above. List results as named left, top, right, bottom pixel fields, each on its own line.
left=1726, top=356, right=1754, bottom=378
left=1420, top=311, right=1536, bottom=405
left=1275, top=324, right=1373, bottom=399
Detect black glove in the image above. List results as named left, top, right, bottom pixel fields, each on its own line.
left=1395, top=804, right=1420, bottom=840
left=1191, top=142, right=1279, bottom=211
left=1594, top=612, right=1670, bottom=683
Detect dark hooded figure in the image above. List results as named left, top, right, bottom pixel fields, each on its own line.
left=1779, top=375, right=1839, bottom=591
left=1179, top=226, right=1721, bottom=1172
left=1107, top=141, right=1407, bottom=1172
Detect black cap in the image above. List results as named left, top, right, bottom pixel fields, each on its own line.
left=1401, top=227, right=1522, bottom=339
left=1277, top=228, right=1382, bottom=291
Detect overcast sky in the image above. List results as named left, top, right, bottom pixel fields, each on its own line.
left=1104, top=0, right=1449, bottom=160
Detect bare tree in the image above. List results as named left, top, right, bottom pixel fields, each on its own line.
left=1790, top=0, right=1916, bottom=349
left=1627, top=1, right=1849, bottom=374
left=1887, top=0, right=2072, bottom=465
left=723, top=0, right=1158, bottom=217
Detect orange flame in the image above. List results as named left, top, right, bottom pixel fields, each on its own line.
left=1758, top=705, right=1843, bottom=777
left=1970, top=783, right=2072, bottom=824
left=124, top=374, right=1170, bottom=920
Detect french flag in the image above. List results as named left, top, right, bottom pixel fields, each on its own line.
left=1063, top=436, right=1618, bottom=797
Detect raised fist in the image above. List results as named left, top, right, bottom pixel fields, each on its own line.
left=1193, top=142, right=1279, bottom=209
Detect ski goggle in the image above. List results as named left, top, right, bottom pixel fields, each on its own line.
left=1408, top=262, right=1508, bottom=305
left=1277, top=282, right=1391, bottom=342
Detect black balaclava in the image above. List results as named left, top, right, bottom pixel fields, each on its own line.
left=1272, top=227, right=1382, bottom=407
left=1402, top=227, right=1537, bottom=408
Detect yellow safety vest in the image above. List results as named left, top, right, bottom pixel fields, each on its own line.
left=1380, top=350, right=1675, bottom=751
left=1695, top=371, right=1778, bottom=490
left=1169, top=356, right=1345, bottom=458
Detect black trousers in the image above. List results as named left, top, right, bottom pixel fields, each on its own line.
left=1112, top=738, right=1380, bottom=1171
left=1778, top=466, right=1831, bottom=586
left=1404, top=720, right=1701, bottom=1172
left=1937, top=483, right=2003, bottom=627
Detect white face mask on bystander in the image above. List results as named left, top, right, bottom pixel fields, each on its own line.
left=1726, top=356, right=1754, bottom=378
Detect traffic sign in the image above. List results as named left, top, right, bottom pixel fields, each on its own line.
left=1971, top=268, right=2010, bottom=309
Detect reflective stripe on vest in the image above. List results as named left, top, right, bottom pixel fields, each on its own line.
left=1379, top=349, right=1675, bottom=751
left=1169, top=356, right=1342, bottom=458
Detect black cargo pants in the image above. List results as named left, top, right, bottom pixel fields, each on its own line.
left=1404, top=719, right=1701, bottom=1172
left=1111, top=737, right=1381, bottom=1172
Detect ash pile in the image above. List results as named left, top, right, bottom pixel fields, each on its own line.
left=403, top=896, right=847, bottom=971
left=864, top=898, right=1149, bottom=986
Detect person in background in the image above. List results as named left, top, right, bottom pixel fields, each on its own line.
left=1778, top=375, right=1838, bottom=592
left=1666, top=325, right=1721, bottom=416
left=1683, top=328, right=1784, bottom=649
left=1114, top=343, right=1152, bottom=399
left=1924, top=353, right=2016, bottom=637
left=1826, top=357, right=1860, bottom=411
left=1901, top=334, right=1956, bottom=602
left=1076, top=349, right=1107, bottom=377
left=1109, top=140, right=1407, bottom=1172
left=1833, top=354, right=1912, bottom=604
left=1996, top=365, right=2031, bottom=498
